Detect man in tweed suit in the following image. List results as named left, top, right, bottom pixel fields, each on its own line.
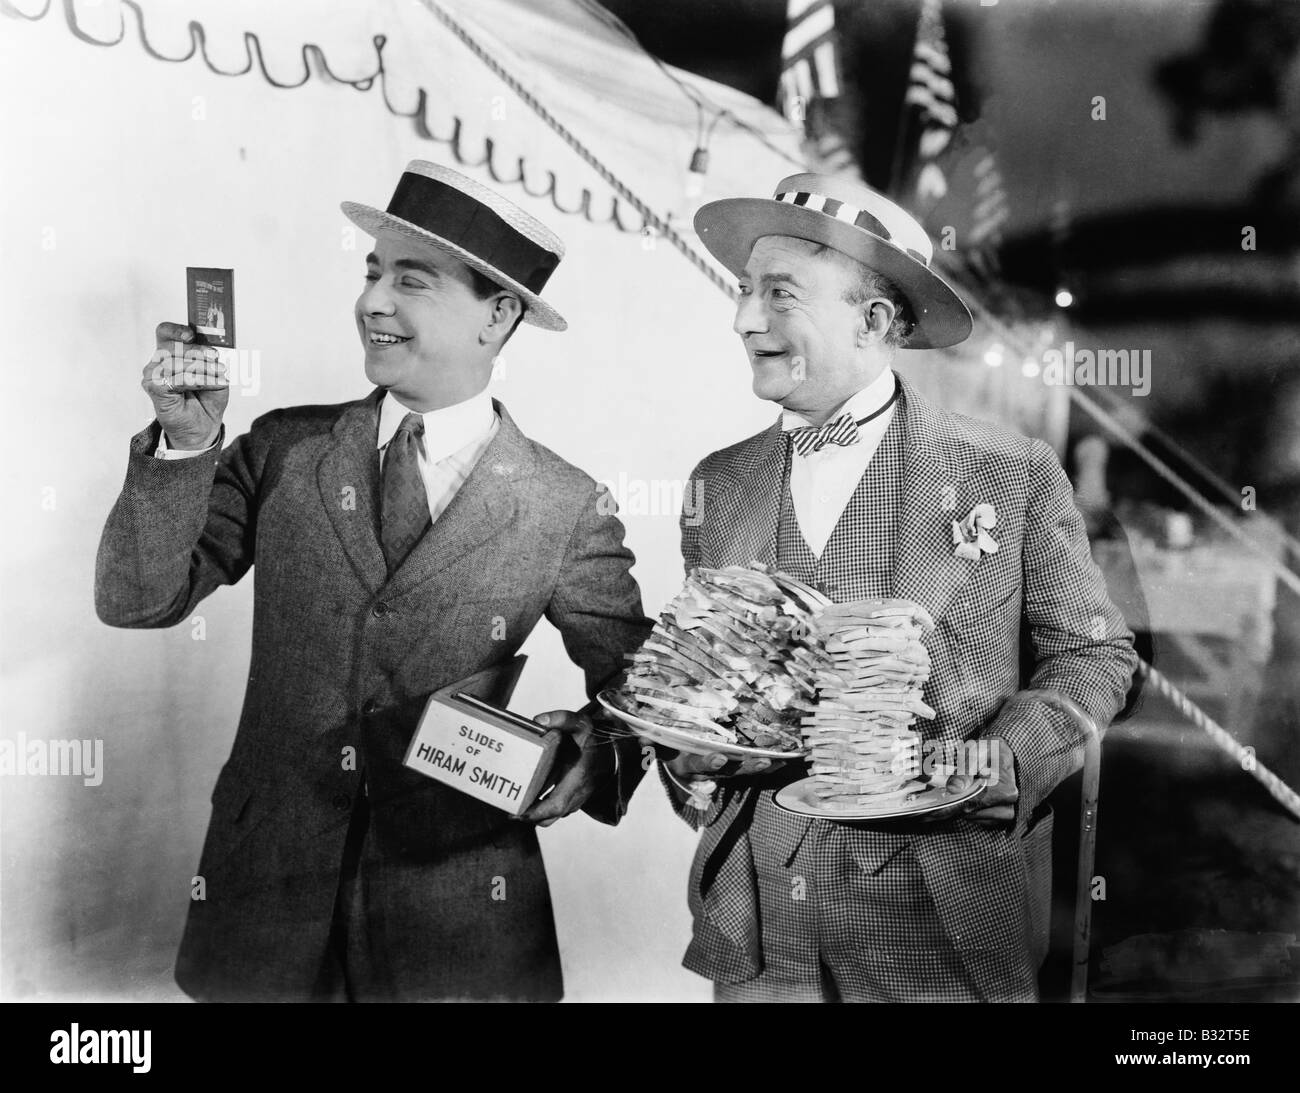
left=659, top=174, right=1137, bottom=1002
left=95, top=161, right=651, bottom=1001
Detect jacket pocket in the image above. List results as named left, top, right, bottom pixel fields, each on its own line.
left=1020, top=806, right=1055, bottom=967
left=1022, top=799, right=1054, bottom=839
left=199, top=762, right=277, bottom=875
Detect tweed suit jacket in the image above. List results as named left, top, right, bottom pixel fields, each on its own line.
left=669, top=374, right=1137, bottom=999
left=95, top=388, right=652, bottom=1001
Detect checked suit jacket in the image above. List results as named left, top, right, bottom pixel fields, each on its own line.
left=670, top=374, right=1138, bottom=1000
left=95, top=388, right=652, bottom=1001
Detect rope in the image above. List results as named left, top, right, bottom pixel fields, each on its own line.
left=947, top=273, right=1300, bottom=603
left=1092, top=384, right=1300, bottom=569
left=932, top=271, right=1300, bottom=821
left=572, top=0, right=806, bottom=172
left=420, top=0, right=738, bottom=301
left=1136, top=660, right=1300, bottom=822
left=1069, top=388, right=1300, bottom=600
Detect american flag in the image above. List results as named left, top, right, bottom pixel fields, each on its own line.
left=778, top=0, right=859, bottom=176
left=967, top=146, right=1010, bottom=278
left=779, top=0, right=841, bottom=107
left=902, top=0, right=958, bottom=204
left=896, top=0, right=1009, bottom=274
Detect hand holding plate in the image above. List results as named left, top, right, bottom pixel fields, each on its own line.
left=948, top=735, right=1018, bottom=827
left=661, top=746, right=789, bottom=781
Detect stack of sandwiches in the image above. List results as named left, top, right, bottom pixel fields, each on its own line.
left=615, top=563, right=831, bottom=752
left=804, top=599, right=937, bottom=810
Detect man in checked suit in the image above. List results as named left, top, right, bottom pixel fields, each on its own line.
left=658, top=174, right=1137, bottom=1002
left=95, top=161, right=651, bottom=1001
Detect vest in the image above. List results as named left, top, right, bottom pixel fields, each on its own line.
left=776, top=406, right=906, bottom=604
left=755, top=407, right=912, bottom=864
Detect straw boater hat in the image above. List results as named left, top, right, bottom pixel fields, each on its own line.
left=342, top=160, right=567, bottom=331
left=695, top=173, right=972, bottom=349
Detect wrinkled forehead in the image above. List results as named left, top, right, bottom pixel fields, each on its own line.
left=746, top=233, right=871, bottom=285
left=752, top=233, right=824, bottom=259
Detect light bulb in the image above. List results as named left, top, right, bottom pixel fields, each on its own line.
left=684, top=147, right=709, bottom=200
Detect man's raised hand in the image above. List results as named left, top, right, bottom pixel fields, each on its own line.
left=141, top=321, right=229, bottom=450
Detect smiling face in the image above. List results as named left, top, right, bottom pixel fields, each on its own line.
left=355, top=230, right=500, bottom=410
left=735, top=235, right=893, bottom=422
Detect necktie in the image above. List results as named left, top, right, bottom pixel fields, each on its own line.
left=788, top=410, right=862, bottom=457
left=381, top=412, right=431, bottom=574
left=787, top=385, right=900, bottom=457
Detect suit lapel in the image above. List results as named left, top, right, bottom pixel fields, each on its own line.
left=381, top=399, right=531, bottom=598
left=702, top=421, right=787, bottom=569
left=893, top=375, right=988, bottom=624
left=317, top=388, right=386, bottom=595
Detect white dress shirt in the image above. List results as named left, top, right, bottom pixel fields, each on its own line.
left=781, top=367, right=898, bottom=557
left=157, top=387, right=499, bottom=525
left=376, top=387, right=498, bottom=523
left=155, top=430, right=218, bottom=459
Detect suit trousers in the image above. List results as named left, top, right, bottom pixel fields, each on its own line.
left=715, top=793, right=982, bottom=1003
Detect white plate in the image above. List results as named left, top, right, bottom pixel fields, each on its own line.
left=774, top=775, right=987, bottom=823
left=596, top=690, right=807, bottom=760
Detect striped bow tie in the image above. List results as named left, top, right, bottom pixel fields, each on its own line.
left=786, top=384, right=901, bottom=457
left=787, top=411, right=862, bottom=457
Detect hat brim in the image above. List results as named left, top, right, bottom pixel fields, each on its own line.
left=694, top=199, right=972, bottom=350
left=340, top=202, right=567, bottom=332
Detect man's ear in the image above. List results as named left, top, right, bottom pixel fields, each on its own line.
left=481, top=292, right=523, bottom=346
left=858, top=298, right=895, bottom=346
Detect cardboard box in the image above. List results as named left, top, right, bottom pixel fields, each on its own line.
left=403, top=662, right=559, bottom=816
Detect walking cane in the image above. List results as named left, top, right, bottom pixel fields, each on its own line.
left=1003, top=689, right=1102, bottom=1003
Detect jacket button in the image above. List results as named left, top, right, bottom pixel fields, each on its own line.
left=372, top=602, right=390, bottom=618
left=332, top=793, right=351, bottom=812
